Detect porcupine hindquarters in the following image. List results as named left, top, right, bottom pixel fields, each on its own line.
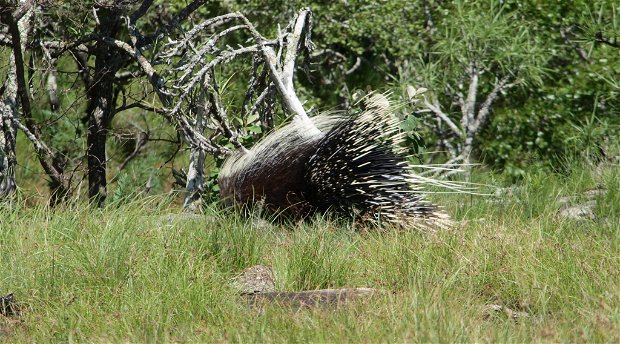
left=305, top=115, right=439, bottom=222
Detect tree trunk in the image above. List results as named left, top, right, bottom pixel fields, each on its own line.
left=2, top=2, right=74, bottom=205
left=0, top=1, right=34, bottom=199
left=0, top=60, right=19, bottom=198
left=86, top=91, right=112, bottom=206
left=44, top=57, right=68, bottom=205
left=184, top=143, right=206, bottom=211
left=86, top=6, right=122, bottom=206
left=183, top=86, right=209, bottom=211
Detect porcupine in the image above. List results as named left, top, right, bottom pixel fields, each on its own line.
left=218, top=93, right=458, bottom=229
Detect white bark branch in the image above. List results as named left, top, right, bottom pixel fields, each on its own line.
left=281, top=9, right=309, bottom=93
left=462, top=64, right=479, bottom=131
left=424, top=98, right=463, bottom=138
left=473, top=74, right=513, bottom=131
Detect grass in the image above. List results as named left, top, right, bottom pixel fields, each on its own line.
left=1, top=163, right=619, bottom=342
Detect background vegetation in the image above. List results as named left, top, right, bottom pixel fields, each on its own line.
left=1, top=0, right=619, bottom=202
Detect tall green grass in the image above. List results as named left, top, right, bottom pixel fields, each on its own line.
left=1, top=164, right=618, bottom=342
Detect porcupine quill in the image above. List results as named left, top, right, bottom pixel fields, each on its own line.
left=218, top=93, right=469, bottom=229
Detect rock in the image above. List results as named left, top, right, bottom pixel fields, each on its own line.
left=559, top=200, right=596, bottom=220
left=486, top=186, right=520, bottom=204
left=558, top=188, right=605, bottom=206
left=483, top=304, right=529, bottom=321
left=583, top=188, right=605, bottom=199
left=557, top=187, right=605, bottom=221
left=483, top=303, right=504, bottom=314
left=493, top=186, right=519, bottom=198
left=233, top=265, right=276, bottom=294
left=557, top=196, right=571, bottom=206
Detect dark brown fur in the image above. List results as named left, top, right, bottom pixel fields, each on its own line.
left=218, top=138, right=320, bottom=217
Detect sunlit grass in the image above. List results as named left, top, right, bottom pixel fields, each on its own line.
left=1, top=164, right=618, bottom=342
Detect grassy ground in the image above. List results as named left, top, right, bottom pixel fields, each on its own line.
left=1, top=163, right=619, bottom=343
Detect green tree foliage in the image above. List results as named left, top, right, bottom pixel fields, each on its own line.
left=394, top=1, right=548, bottom=167
left=478, top=0, right=620, bottom=175
left=236, top=0, right=619, bottom=175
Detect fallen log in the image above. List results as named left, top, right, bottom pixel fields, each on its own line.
left=243, top=288, right=378, bottom=308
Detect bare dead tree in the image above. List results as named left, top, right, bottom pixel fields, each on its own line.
left=182, top=74, right=211, bottom=210
left=132, top=7, right=316, bottom=209
left=422, top=65, right=517, bottom=172
left=2, top=0, right=317, bottom=207
left=1, top=0, right=72, bottom=203
left=82, top=5, right=314, bottom=207
left=24, top=0, right=213, bottom=206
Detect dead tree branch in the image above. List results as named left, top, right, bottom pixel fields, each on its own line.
left=239, top=8, right=319, bottom=133
left=560, top=26, right=591, bottom=63
left=208, top=69, right=245, bottom=151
